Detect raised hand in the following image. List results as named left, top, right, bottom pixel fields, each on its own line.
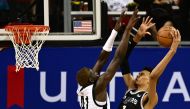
left=138, top=16, right=155, bottom=37
left=126, top=8, right=140, bottom=30
left=133, top=16, right=155, bottom=43
left=114, top=10, right=127, bottom=31
left=170, top=29, right=181, bottom=52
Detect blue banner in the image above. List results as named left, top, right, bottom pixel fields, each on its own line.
left=0, top=47, right=190, bottom=109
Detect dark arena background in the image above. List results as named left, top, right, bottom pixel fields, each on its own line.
left=0, top=0, right=190, bottom=109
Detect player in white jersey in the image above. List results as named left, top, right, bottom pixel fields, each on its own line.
left=77, top=9, right=140, bottom=109
left=77, top=84, right=110, bottom=109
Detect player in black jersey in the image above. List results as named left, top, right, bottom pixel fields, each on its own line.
left=119, top=17, right=181, bottom=109
left=77, top=9, right=140, bottom=109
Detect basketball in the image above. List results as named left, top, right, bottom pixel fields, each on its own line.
left=157, top=26, right=174, bottom=47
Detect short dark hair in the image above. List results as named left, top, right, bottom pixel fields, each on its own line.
left=142, top=66, right=153, bottom=73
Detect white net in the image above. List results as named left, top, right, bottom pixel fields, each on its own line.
left=5, top=25, right=49, bottom=72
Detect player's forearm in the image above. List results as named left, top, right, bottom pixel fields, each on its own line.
left=120, top=33, right=139, bottom=88
left=115, top=27, right=131, bottom=60
left=93, top=29, right=118, bottom=73
left=104, top=9, right=139, bottom=83
left=151, top=49, right=176, bottom=79
left=120, top=35, right=137, bottom=75
left=93, top=51, right=110, bottom=73
left=104, top=27, right=131, bottom=83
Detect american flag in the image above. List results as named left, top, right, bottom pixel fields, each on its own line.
left=73, top=20, right=92, bottom=33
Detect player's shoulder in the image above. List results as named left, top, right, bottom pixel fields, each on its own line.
left=144, top=92, right=158, bottom=109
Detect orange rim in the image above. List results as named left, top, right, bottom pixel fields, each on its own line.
left=5, top=25, right=49, bottom=44
left=5, top=25, right=50, bottom=32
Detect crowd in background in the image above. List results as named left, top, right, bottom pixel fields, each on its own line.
left=104, top=0, right=190, bottom=41
left=0, top=0, right=189, bottom=41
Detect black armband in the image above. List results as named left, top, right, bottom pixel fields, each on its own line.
left=120, top=59, right=130, bottom=75
left=120, top=36, right=137, bottom=75
left=126, top=36, right=137, bottom=58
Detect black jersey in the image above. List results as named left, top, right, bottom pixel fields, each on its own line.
left=118, top=89, right=147, bottom=109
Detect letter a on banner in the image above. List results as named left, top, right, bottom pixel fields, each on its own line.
left=7, top=65, right=24, bottom=108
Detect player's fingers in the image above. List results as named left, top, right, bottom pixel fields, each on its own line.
left=174, top=29, right=178, bottom=39
left=130, top=8, right=138, bottom=20
left=173, top=29, right=178, bottom=41
left=133, top=7, right=138, bottom=15
left=145, top=16, right=150, bottom=23
left=170, top=30, right=175, bottom=39
left=148, top=23, right=156, bottom=29
left=119, top=10, right=126, bottom=20
left=171, top=27, right=175, bottom=31
left=176, top=29, right=181, bottom=41
left=146, top=32, right=151, bottom=36
left=142, top=17, right=145, bottom=23
left=147, top=17, right=153, bottom=25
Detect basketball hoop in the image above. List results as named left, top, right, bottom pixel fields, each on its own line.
left=5, top=25, right=50, bottom=72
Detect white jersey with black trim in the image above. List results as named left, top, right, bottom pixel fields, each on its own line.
left=77, top=84, right=110, bottom=109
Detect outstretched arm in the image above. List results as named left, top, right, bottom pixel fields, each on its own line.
left=121, top=16, right=155, bottom=89
left=133, top=16, right=155, bottom=43
left=92, top=11, right=126, bottom=74
left=145, top=29, right=181, bottom=108
left=95, top=9, right=140, bottom=101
